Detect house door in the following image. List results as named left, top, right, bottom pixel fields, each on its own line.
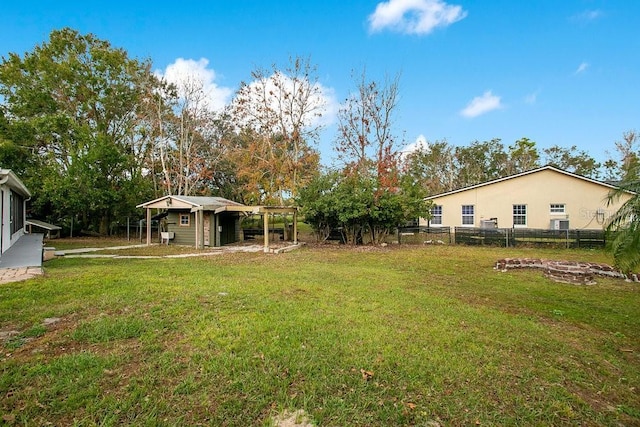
left=203, top=215, right=210, bottom=246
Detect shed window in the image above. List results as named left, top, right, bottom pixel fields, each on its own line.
left=179, top=214, right=190, bottom=226
left=461, top=205, right=474, bottom=226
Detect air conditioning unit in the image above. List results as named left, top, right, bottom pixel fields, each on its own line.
left=550, top=219, right=569, bottom=230
left=480, top=219, right=497, bottom=229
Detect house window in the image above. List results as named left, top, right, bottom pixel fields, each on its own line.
left=461, top=205, right=474, bottom=226
left=430, top=205, right=442, bottom=225
left=179, top=214, right=190, bottom=226
left=550, top=204, right=565, bottom=214
left=10, top=191, right=24, bottom=235
left=513, top=204, right=527, bottom=227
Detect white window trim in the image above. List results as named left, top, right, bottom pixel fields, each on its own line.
left=461, top=205, right=475, bottom=227
left=179, top=214, right=190, bottom=227
left=550, top=203, right=566, bottom=215
left=513, top=204, right=527, bottom=228
left=431, top=205, right=443, bottom=225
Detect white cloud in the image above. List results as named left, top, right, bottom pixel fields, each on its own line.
left=313, top=83, right=339, bottom=127
left=574, top=62, right=589, bottom=75
left=524, top=89, right=540, bottom=105
left=460, top=91, right=502, bottom=118
left=401, top=134, right=429, bottom=155
left=156, top=58, right=233, bottom=111
left=571, top=9, right=603, bottom=23
left=368, top=0, right=467, bottom=35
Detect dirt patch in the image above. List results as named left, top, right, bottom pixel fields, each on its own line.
left=272, top=409, right=313, bottom=427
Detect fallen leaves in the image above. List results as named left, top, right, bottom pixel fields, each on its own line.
left=359, top=368, right=374, bottom=381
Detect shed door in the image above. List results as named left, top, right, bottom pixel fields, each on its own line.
left=220, top=214, right=237, bottom=246
left=203, top=216, right=210, bottom=246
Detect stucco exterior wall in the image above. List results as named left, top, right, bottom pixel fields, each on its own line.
left=420, top=169, right=632, bottom=230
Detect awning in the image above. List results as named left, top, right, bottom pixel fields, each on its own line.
left=25, top=219, right=62, bottom=231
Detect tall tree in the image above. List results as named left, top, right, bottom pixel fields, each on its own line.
left=336, top=71, right=400, bottom=183
left=506, top=137, right=540, bottom=175
left=604, top=130, right=640, bottom=182
left=154, top=74, right=230, bottom=196
left=0, top=28, right=157, bottom=234
left=403, top=139, right=456, bottom=195
left=454, top=139, right=507, bottom=188
left=542, top=144, right=600, bottom=178
left=230, top=56, right=324, bottom=204
left=329, top=70, right=429, bottom=243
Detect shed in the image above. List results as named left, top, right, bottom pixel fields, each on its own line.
left=137, top=195, right=298, bottom=252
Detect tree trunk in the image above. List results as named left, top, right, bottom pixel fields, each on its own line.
left=99, top=214, right=110, bottom=235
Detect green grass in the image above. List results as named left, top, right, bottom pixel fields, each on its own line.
left=45, top=237, right=141, bottom=250
left=1, top=245, right=638, bottom=426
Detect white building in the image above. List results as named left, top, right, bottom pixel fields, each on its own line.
left=0, top=169, right=31, bottom=254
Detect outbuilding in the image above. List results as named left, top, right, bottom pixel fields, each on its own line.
left=137, top=195, right=298, bottom=252
left=421, top=165, right=632, bottom=230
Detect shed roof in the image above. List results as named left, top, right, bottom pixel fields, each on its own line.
left=136, top=195, right=244, bottom=210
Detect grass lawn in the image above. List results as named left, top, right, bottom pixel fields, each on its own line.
left=45, top=237, right=144, bottom=251
left=1, top=244, right=639, bottom=426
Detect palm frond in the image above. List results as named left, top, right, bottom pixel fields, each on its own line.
left=605, top=166, right=640, bottom=273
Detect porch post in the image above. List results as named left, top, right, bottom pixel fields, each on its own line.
left=194, top=210, right=199, bottom=249
left=263, top=212, right=269, bottom=253
left=146, top=208, right=151, bottom=246
left=293, top=209, right=298, bottom=245
left=199, top=210, right=204, bottom=249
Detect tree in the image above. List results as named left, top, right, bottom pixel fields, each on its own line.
left=506, top=137, right=540, bottom=175
left=542, top=144, right=600, bottom=178
left=312, top=70, right=430, bottom=244
left=297, top=169, right=341, bottom=241
left=336, top=71, right=400, bottom=181
left=298, top=169, right=430, bottom=245
left=229, top=56, right=324, bottom=204
left=604, top=130, right=640, bottom=182
left=0, top=28, right=157, bottom=234
left=605, top=163, right=640, bottom=273
left=403, top=139, right=456, bottom=195
left=151, top=74, right=232, bottom=197
left=454, top=139, right=507, bottom=188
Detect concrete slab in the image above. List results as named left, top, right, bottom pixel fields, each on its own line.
left=0, top=233, right=43, bottom=269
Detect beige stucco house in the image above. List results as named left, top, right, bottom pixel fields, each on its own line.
left=420, top=166, right=632, bottom=230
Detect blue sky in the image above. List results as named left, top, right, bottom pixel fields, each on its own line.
left=1, top=0, right=638, bottom=166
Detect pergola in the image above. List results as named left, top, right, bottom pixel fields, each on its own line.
left=212, top=205, right=298, bottom=252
